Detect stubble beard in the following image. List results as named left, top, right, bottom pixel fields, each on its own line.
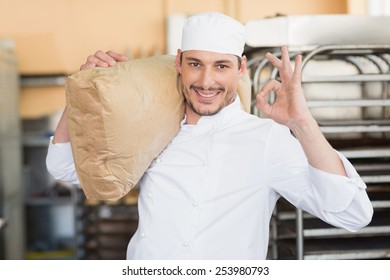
left=177, top=75, right=232, bottom=117
left=186, top=85, right=227, bottom=116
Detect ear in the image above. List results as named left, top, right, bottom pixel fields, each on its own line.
left=239, top=55, right=247, bottom=79
left=175, top=49, right=182, bottom=74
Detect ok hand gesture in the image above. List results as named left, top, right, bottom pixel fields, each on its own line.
left=256, top=46, right=311, bottom=132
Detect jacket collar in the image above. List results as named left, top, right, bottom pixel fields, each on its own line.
left=180, top=95, right=242, bottom=132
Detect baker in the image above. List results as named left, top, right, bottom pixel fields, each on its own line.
left=47, top=12, right=373, bottom=259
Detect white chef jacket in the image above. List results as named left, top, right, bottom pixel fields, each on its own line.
left=46, top=96, right=373, bottom=260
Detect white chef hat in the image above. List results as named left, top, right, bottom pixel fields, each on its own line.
left=180, top=12, right=246, bottom=57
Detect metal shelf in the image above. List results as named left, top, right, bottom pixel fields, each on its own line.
left=302, top=73, right=390, bottom=83
left=278, top=226, right=390, bottom=240
left=74, top=188, right=139, bottom=259
left=304, top=249, right=390, bottom=260
left=25, top=196, right=72, bottom=206
left=340, top=147, right=390, bottom=158
left=248, top=44, right=390, bottom=260
left=320, top=125, right=390, bottom=133
left=308, top=99, right=390, bottom=108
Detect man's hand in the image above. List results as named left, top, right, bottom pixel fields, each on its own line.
left=256, top=46, right=311, bottom=132
left=80, top=50, right=128, bottom=70
left=257, top=46, right=347, bottom=176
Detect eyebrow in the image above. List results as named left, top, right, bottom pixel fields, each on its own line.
left=185, top=56, right=234, bottom=65
left=185, top=56, right=202, bottom=63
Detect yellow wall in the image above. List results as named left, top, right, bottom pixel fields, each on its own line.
left=239, top=0, right=347, bottom=20
left=0, top=0, right=350, bottom=75
left=0, top=0, right=166, bottom=74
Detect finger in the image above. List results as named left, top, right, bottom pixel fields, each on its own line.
left=265, top=52, right=282, bottom=70
left=106, top=51, right=128, bottom=62
left=281, top=46, right=291, bottom=66
left=259, top=79, right=282, bottom=97
left=293, top=54, right=302, bottom=81
left=80, top=62, right=97, bottom=71
left=80, top=55, right=109, bottom=70
left=256, top=91, right=272, bottom=116
left=265, top=52, right=285, bottom=82
left=80, top=56, right=112, bottom=70
left=256, top=79, right=282, bottom=115
left=79, top=50, right=129, bottom=71
left=265, top=49, right=290, bottom=81
left=94, top=50, right=117, bottom=66
left=280, top=46, right=293, bottom=80
left=94, top=50, right=128, bottom=66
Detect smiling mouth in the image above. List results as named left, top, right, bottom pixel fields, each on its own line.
left=191, top=86, right=224, bottom=99
left=197, top=90, right=219, bottom=98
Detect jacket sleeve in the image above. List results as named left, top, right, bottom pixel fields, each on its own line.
left=266, top=123, right=373, bottom=232
left=306, top=152, right=373, bottom=231
left=46, top=136, right=80, bottom=184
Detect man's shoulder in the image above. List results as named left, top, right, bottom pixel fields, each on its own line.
left=226, top=110, right=277, bottom=133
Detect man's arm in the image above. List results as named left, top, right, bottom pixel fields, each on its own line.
left=52, top=107, right=70, bottom=144
left=256, top=46, right=346, bottom=176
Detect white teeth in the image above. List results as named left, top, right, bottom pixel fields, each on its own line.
left=198, top=91, right=218, bottom=98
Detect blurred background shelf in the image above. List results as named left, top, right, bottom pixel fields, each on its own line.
left=246, top=43, right=390, bottom=260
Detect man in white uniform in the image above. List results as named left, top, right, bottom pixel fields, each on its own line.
left=46, top=12, right=373, bottom=259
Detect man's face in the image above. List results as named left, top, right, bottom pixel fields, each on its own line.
left=176, top=50, right=246, bottom=124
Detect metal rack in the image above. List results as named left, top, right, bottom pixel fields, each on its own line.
left=74, top=187, right=139, bottom=259
left=247, top=44, right=390, bottom=260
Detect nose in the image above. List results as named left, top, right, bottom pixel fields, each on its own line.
left=198, top=67, right=215, bottom=89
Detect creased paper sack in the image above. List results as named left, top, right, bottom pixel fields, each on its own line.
left=65, top=55, right=252, bottom=201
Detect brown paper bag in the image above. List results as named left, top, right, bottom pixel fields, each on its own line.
left=65, top=55, right=251, bottom=201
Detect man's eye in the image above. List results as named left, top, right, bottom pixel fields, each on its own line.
left=218, top=64, right=228, bottom=69
left=189, top=62, right=200, bottom=67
